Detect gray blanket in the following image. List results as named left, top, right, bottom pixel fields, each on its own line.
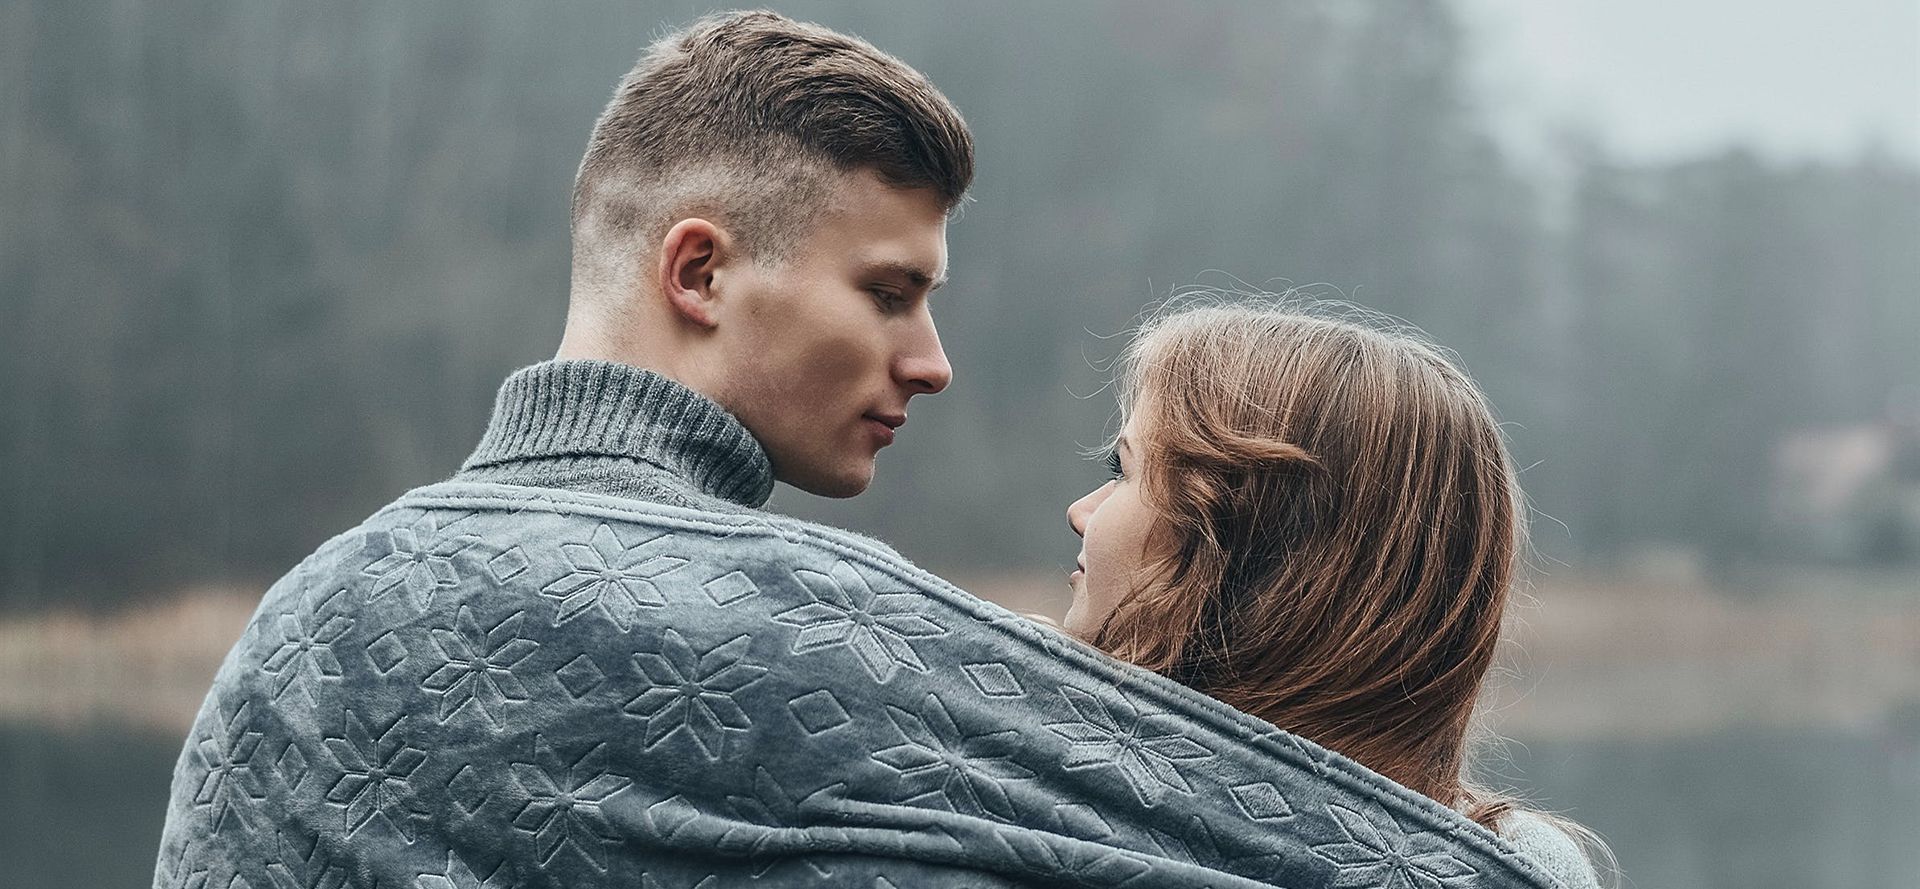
left=155, top=480, right=1562, bottom=888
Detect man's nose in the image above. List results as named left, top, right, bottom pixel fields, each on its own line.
left=897, top=318, right=953, bottom=395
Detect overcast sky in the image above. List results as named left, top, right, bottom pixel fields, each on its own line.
left=1458, top=0, right=1919, bottom=164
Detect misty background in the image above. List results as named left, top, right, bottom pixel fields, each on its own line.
left=1, top=1, right=1915, bottom=886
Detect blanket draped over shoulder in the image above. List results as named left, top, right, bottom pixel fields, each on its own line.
left=154, top=361, right=1561, bottom=888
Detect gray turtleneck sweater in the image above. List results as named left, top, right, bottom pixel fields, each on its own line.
left=154, top=359, right=1590, bottom=889
left=458, top=359, right=777, bottom=511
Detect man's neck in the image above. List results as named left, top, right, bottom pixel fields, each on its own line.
left=457, top=358, right=775, bottom=509
left=555, top=313, right=716, bottom=398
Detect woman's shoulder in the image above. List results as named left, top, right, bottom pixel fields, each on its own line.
left=1498, top=809, right=1604, bottom=889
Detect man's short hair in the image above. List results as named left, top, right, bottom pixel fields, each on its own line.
left=572, top=10, right=974, bottom=267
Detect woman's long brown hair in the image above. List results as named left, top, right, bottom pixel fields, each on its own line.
left=1091, top=301, right=1527, bottom=828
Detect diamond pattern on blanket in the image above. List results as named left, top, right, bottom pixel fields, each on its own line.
left=365, top=630, right=410, bottom=675
left=642, top=794, right=701, bottom=843
left=1053, top=802, right=1116, bottom=841
left=773, top=560, right=948, bottom=682
left=1278, top=731, right=1339, bottom=778
left=639, top=875, right=719, bottom=889
left=721, top=767, right=846, bottom=878
left=261, top=585, right=353, bottom=706
left=446, top=763, right=491, bottom=815
left=541, top=523, right=687, bottom=631
left=1045, top=685, right=1215, bottom=807
left=273, top=742, right=310, bottom=795
left=266, top=828, right=345, bottom=889
left=421, top=605, right=539, bottom=725
left=701, top=569, right=760, bottom=606
left=1229, top=781, right=1296, bottom=821
left=871, top=692, right=1033, bottom=820
left=415, top=849, right=513, bottom=889
left=992, top=828, right=1155, bottom=885
left=786, top=688, right=852, bottom=735
left=509, top=735, right=631, bottom=871
left=322, top=709, right=429, bottom=842
left=165, top=845, right=211, bottom=889
left=486, top=545, right=530, bottom=584
left=191, top=698, right=266, bottom=833
left=625, top=629, right=768, bottom=760
left=1149, top=814, right=1224, bottom=869
left=555, top=653, right=607, bottom=699
left=1309, top=803, right=1481, bottom=889
left=362, top=513, right=482, bottom=611
left=961, top=661, right=1026, bottom=698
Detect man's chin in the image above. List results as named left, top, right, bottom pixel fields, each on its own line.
left=779, top=462, right=875, bottom=499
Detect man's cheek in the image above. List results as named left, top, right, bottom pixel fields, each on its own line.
left=795, top=332, right=869, bottom=390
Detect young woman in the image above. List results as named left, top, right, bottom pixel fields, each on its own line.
left=1063, top=301, right=1609, bottom=887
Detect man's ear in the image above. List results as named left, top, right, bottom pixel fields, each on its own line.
left=656, top=218, right=732, bottom=329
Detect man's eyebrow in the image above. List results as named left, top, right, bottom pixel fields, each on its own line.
left=863, top=260, right=947, bottom=291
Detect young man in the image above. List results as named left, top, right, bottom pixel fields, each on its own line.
left=155, top=13, right=1554, bottom=888
left=549, top=10, right=963, bottom=503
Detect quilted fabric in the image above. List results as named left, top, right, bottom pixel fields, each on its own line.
left=153, top=361, right=1566, bottom=888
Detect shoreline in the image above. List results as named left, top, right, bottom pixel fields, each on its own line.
left=3, top=571, right=1915, bottom=741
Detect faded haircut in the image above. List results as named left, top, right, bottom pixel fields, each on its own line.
left=571, top=10, right=973, bottom=275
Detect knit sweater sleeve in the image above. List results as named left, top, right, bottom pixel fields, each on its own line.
left=1501, top=810, right=1604, bottom=889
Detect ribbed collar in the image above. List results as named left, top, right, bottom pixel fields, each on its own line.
left=461, top=359, right=775, bottom=508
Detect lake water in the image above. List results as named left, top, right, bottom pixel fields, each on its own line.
left=5, top=718, right=1916, bottom=888
left=2, top=722, right=182, bottom=888
left=1501, top=724, right=1920, bottom=887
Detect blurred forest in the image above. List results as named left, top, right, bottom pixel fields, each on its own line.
left=3, top=0, right=1917, bottom=611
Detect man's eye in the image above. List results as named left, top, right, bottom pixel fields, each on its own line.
left=1104, top=449, right=1124, bottom=480
left=870, top=289, right=905, bottom=311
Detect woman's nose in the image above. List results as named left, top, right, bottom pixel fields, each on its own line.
left=1067, top=484, right=1107, bottom=537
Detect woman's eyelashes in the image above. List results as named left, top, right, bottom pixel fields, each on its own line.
left=1104, top=449, right=1125, bottom=481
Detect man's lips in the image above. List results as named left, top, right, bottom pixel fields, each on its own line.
left=863, top=413, right=903, bottom=445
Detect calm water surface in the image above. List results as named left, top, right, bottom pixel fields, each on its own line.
left=2, top=722, right=181, bottom=889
